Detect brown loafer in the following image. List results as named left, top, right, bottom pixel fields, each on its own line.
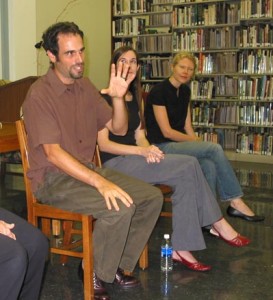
left=114, top=268, right=140, bottom=289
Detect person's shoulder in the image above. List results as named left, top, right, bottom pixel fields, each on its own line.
left=24, top=74, right=48, bottom=99
left=149, top=79, right=167, bottom=95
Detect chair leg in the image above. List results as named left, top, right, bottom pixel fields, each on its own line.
left=0, top=161, right=6, bottom=182
left=41, top=218, right=51, bottom=237
left=82, top=215, right=94, bottom=300
left=60, top=220, right=73, bottom=265
left=139, top=244, right=149, bottom=270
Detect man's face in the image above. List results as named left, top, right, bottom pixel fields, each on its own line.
left=47, top=33, right=85, bottom=84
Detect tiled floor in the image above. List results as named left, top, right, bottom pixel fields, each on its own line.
left=1, top=162, right=273, bottom=300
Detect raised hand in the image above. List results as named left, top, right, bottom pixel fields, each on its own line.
left=101, top=62, right=134, bottom=98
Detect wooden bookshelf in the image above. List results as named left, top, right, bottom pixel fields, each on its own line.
left=111, top=0, right=273, bottom=164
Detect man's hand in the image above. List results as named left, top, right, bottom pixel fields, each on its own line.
left=95, top=177, right=133, bottom=211
left=0, top=221, right=16, bottom=240
left=101, top=62, right=134, bottom=98
left=140, top=145, right=165, bottom=164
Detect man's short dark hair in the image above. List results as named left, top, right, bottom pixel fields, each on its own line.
left=41, top=22, right=84, bottom=56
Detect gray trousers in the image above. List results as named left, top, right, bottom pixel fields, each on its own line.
left=35, top=167, right=163, bottom=282
left=103, top=154, right=222, bottom=251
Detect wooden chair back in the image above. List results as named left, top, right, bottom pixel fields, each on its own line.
left=15, top=119, right=94, bottom=300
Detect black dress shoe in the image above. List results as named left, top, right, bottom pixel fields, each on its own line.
left=93, top=273, right=110, bottom=300
left=78, top=261, right=110, bottom=300
left=227, top=206, right=265, bottom=222
left=114, top=268, right=140, bottom=289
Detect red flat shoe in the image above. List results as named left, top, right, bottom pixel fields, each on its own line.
left=212, top=227, right=251, bottom=247
left=172, top=251, right=211, bottom=272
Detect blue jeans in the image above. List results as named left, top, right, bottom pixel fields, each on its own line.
left=156, top=141, right=243, bottom=201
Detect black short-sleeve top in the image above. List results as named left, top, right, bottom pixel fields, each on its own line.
left=145, top=79, right=191, bottom=144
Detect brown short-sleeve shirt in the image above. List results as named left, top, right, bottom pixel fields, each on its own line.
left=22, top=68, right=112, bottom=192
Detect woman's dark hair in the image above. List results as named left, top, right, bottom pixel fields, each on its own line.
left=111, top=46, right=145, bottom=128
left=41, top=22, right=84, bottom=57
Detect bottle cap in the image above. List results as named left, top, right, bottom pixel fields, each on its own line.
left=164, top=234, right=170, bottom=239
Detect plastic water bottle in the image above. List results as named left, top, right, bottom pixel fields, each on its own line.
left=161, top=269, right=171, bottom=297
left=160, top=234, right=173, bottom=271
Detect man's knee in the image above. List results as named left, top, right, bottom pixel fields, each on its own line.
left=5, top=245, right=28, bottom=280
left=32, top=229, right=49, bottom=259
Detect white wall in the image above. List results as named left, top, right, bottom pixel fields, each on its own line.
left=36, top=0, right=111, bottom=89
left=7, top=0, right=36, bottom=80
left=0, top=4, right=2, bottom=79
left=1, top=0, right=111, bottom=89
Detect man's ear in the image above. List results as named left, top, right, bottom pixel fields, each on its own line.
left=47, top=50, right=56, bottom=63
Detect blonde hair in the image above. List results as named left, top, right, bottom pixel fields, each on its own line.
left=172, top=52, right=197, bottom=76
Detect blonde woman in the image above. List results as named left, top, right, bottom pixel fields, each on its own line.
left=145, top=51, right=264, bottom=222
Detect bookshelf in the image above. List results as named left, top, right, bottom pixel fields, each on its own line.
left=111, top=0, right=273, bottom=164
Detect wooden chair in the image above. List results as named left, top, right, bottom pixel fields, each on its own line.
left=16, top=120, right=94, bottom=300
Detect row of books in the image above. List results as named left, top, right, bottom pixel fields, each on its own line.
left=194, top=127, right=273, bottom=155
left=113, top=40, right=137, bottom=51
left=151, top=3, right=172, bottom=13
left=173, top=2, right=240, bottom=27
left=114, top=0, right=273, bottom=20
left=191, top=75, right=273, bottom=100
left=197, top=52, right=238, bottom=74
left=240, top=24, right=273, bottom=48
left=113, top=13, right=172, bottom=37
left=191, top=77, right=238, bottom=99
left=140, top=57, right=172, bottom=79
left=112, top=17, right=147, bottom=36
left=173, top=24, right=273, bottom=52
left=113, top=0, right=173, bottom=15
left=173, top=27, right=240, bottom=52
left=238, top=49, right=273, bottom=74
left=149, top=12, right=172, bottom=26
left=240, top=0, right=273, bottom=19
left=191, top=102, right=273, bottom=126
left=135, top=34, right=172, bottom=52
left=153, top=0, right=172, bottom=4
left=191, top=80, right=214, bottom=100
left=196, top=50, right=273, bottom=75
left=238, top=76, right=273, bottom=100
left=236, top=131, right=273, bottom=154
left=195, top=128, right=237, bottom=150
left=113, top=0, right=151, bottom=15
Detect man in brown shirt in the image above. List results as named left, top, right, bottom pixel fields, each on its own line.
left=23, top=22, right=163, bottom=300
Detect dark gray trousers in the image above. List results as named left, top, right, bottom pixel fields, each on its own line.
left=35, top=167, right=163, bottom=282
left=0, top=208, right=48, bottom=300
left=103, top=154, right=222, bottom=251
